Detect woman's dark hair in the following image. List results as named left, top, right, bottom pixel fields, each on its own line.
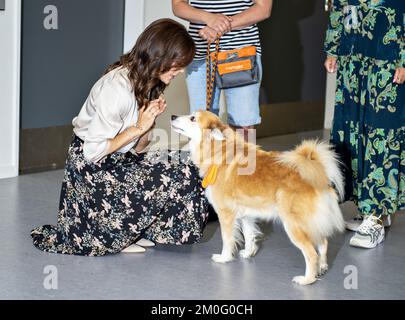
left=106, top=18, right=195, bottom=109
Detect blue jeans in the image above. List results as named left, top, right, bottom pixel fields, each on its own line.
left=185, top=55, right=262, bottom=126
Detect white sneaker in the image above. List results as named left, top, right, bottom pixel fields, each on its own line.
left=136, top=238, right=155, bottom=247
left=349, top=215, right=385, bottom=249
left=345, top=214, right=365, bottom=231
left=121, top=244, right=146, bottom=253
left=346, top=214, right=392, bottom=232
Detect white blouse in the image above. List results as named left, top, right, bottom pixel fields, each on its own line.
left=72, top=67, right=139, bottom=163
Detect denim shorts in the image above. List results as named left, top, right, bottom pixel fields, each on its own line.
left=185, top=54, right=262, bottom=126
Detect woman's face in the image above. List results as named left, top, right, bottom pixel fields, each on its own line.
left=159, top=66, right=185, bottom=84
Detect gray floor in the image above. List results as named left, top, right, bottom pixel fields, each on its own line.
left=1, top=130, right=404, bottom=300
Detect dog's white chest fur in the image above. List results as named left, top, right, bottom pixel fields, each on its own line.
left=204, top=187, right=215, bottom=206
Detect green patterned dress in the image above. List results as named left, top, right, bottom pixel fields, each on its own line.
left=325, top=0, right=404, bottom=216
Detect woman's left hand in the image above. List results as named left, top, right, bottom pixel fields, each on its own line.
left=156, top=95, right=167, bottom=116
left=393, top=68, right=405, bottom=84
left=324, top=56, right=337, bottom=73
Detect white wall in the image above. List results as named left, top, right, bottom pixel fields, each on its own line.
left=0, top=0, right=21, bottom=179
left=124, top=0, right=145, bottom=53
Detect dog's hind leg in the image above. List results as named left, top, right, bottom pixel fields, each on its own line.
left=239, top=218, right=260, bottom=259
left=317, top=238, right=328, bottom=276
left=212, top=209, right=236, bottom=263
left=284, top=225, right=318, bottom=285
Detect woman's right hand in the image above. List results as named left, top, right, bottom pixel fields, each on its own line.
left=205, top=13, right=233, bottom=34
left=136, top=99, right=163, bottom=133
left=324, top=56, right=337, bottom=73
left=199, top=26, right=218, bottom=43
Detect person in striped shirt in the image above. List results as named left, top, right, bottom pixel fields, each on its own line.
left=172, top=0, right=272, bottom=139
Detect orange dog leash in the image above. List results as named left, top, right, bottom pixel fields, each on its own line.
left=203, top=36, right=221, bottom=188
left=206, top=36, right=220, bottom=111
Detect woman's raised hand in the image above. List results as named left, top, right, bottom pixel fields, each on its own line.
left=324, top=56, right=337, bottom=73
left=136, top=98, right=165, bottom=133
left=156, top=95, right=167, bottom=116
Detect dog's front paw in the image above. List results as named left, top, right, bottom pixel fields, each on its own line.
left=239, top=249, right=257, bottom=259
left=239, top=246, right=259, bottom=259
left=239, top=249, right=251, bottom=259
left=318, top=263, right=329, bottom=276
left=211, top=254, right=233, bottom=264
left=292, top=276, right=317, bottom=286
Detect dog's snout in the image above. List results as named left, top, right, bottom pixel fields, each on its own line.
left=171, top=115, right=178, bottom=121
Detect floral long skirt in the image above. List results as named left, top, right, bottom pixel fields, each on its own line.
left=331, top=53, right=404, bottom=216
left=31, top=135, right=209, bottom=256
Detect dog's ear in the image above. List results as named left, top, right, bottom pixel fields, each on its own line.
left=210, top=128, right=225, bottom=141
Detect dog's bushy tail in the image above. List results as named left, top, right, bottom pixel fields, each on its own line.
left=277, top=139, right=344, bottom=201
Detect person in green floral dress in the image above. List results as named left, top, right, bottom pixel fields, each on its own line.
left=324, top=0, right=404, bottom=248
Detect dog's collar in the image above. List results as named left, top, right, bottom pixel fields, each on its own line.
left=202, top=164, right=218, bottom=189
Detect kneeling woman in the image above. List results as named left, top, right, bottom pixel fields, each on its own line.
left=31, top=19, right=209, bottom=256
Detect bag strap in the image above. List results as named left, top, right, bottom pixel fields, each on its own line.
left=206, top=36, right=220, bottom=111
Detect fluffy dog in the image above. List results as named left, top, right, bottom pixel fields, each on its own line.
left=171, top=111, right=345, bottom=285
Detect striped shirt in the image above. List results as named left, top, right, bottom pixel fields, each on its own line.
left=189, top=0, right=262, bottom=59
